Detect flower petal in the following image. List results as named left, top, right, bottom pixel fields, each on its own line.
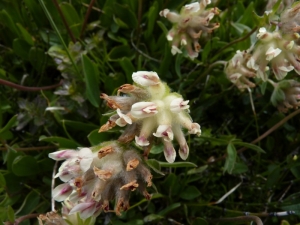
left=131, top=102, right=158, bottom=118
left=69, top=201, right=97, bottom=219
left=188, top=123, right=201, bottom=136
left=163, top=141, right=176, bottom=163
left=52, top=183, right=73, bottom=202
left=153, top=125, right=174, bottom=141
left=170, top=98, right=190, bottom=113
left=132, top=71, right=160, bottom=86
left=135, top=136, right=149, bottom=146
left=48, top=150, right=78, bottom=161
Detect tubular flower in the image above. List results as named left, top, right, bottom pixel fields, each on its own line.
left=99, top=71, right=201, bottom=163
left=271, top=80, right=300, bottom=113
left=246, top=26, right=300, bottom=81
left=159, top=0, right=220, bottom=59
left=225, top=50, right=256, bottom=91
left=226, top=24, right=300, bottom=89
left=48, top=141, right=152, bottom=218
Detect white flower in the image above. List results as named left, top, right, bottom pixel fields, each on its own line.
left=171, top=45, right=182, bottom=55
left=48, top=150, right=78, bottom=161
left=115, top=108, right=132, bottom=127
left=69, top=201, right=98, bottom=219
left=163, top=140, right=176, bottom=163
left=184, top=2, right=200, bottom=13
left=188, top=123, right=201, bottom=136
left=135, top=135, right=150, bottom=146
left=170, top=98, right=190, bottom=113
left=246, top=57, right=259, bottom=70
left=257, top=27, right=267, bottom=39
left=132, top=71, right=160, bottom=86
left=131, top=102, right=158, bottom=118
left=266, top=46, right=282, bottom=61
left=153, top=125, right=174, bottom=141
left=52, top=183, right=73, bottom=202
left=159, top=9, right=170, bottom=18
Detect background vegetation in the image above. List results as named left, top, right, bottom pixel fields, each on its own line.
left=0, top=0, right=300, bottom=224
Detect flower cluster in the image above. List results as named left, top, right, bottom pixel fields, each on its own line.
left=159, top=0, right=220, bottom=59
left=100, top=71, right=201, bottom=163
left=271, top=80, right=300, bottom=112
left=48, top=141, right=152, bottom=219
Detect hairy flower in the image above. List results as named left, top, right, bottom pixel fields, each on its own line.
left=160, top=0, right=220, bottom=59
left=99, top=71, right=201, bottom=163
left=49, top=142, right=152, bottom=218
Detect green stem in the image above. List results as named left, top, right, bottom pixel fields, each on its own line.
left=38, top=0, right=81, bottom=77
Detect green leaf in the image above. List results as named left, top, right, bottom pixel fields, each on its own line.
left=146, top=159, right=164, bottom=176
left=157, top=21, right=169, bottom=36
left=13, top=38, right=31, bottom=59
left=16, top=23, right=33, bottom=45
left=180, top=186, right=201, bottom=200
left=15, top=191, right=40, bottom=215
left=119, top=57, right=135, bottom=82
left=62, top=120, right=98, bottom=133
left=81, top=54, right=100, bottom=107
left=29, top=47, right=47, bottom=72
left=7, top=205, right=15, bottom=223
left=12, top=155, right=39, bottom=176
left=0, top=10, right=19, bottom=36
left=114, top=3, right=137, bottom=29
left=59, top=2, right=81, bottom=37
left=143, top=214, right=164, bottom=223
left=187, top=165, right=208, bottom=175
left=159, top=161, right=197, bottom=168
left=145, top=1, right=159, bottom=39
left=108, top=45, right=133, bottom=61
left=87, top=129, right=111, bottom=146
left=0, top=173, right=6, bottom=190
left=232, top=141, right=265, bottom=153
left=158, top=203, right=181, bottom=216
left=150, top=145, right=164, bottom=155
left=39, top=135, right=79, bottom=149
left=223, top=142, right=237, bottom=174
left=0, top=115, right=17, bottom=134
left=192, top=218, right=209, bottom=225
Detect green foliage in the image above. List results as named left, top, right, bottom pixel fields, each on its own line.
left=0, top=0, right=300, bottom=224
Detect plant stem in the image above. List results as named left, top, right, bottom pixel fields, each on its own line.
left=0, top=145, right=57, bottom=151
left=208, top=108, right=300, bottom=164
left=51, top=0, right=76, bottom=43
left=0, top=79, right=62, bottom=92
left=209, top=215, right=263, bottom=225
left=80, top=0, right=96, bottom=39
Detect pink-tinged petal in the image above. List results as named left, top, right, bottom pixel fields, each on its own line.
left=173, top=125, right=189, bottom=160
left=163, top=140, right=176, bottom=163
left=48, top=150, right=78, bottom=161
left=80, top=158, right=93, bottom=172
left=153, top=125, right=174, bottom=141
left=131, top=102, right=158, bottom=118
left=69, top=201, right=97, bottom=219
left=52, top=183, right=73, bottom=202
left=135, top=136, right=149, bottom=146
left=188, top=123, right=201, bottom=136
left=170, top=98, right=190, bottom=113
left=132, top=71, right=160, bottom=86
left=179, top=142, right=189, bottom=160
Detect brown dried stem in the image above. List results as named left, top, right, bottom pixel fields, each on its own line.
left=0, top=79, right=62, bottom=92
